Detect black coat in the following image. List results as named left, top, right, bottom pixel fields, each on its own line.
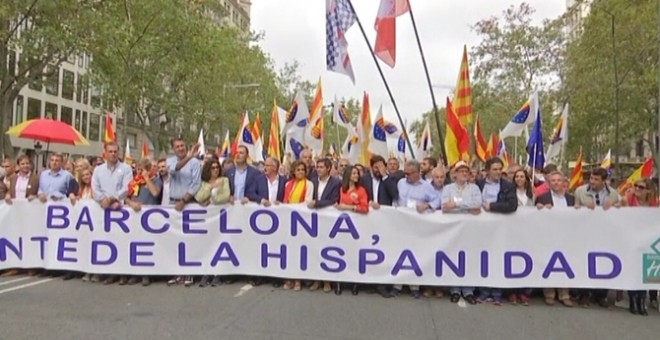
left=476, top=178, right=518, bottom=213
left=534, top=191, right=575, bottom=207
left=311, top=176, right=341, bottom=208
left=360, top=173, right=398, bottom=206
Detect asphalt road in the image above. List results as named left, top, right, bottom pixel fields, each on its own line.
left=0, top=275, right=658, bottom=340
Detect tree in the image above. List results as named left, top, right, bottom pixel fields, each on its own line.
left=0, top=0, right=103, bottom=155
left=563, top=0, right=658, bottom=173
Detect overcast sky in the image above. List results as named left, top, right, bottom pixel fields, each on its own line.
left=251, top=0, right=565, bottom=126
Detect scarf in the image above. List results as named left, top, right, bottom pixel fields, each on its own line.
left=284, top=179, right=307, bottom=203
left=128, top=174, right=146, bottom=198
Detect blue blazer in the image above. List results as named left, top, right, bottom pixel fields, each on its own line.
left=257, top=174, right=287, bottom=203
left=225, top=165, right=267, bottom=203
left=311, top=176, right=341, bottom=208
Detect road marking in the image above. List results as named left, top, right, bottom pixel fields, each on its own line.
left=234, top=284, right=253, bottom=297
left=0, top=279, right=53, bottom=295
left=0, top=277, right=31, bottom=286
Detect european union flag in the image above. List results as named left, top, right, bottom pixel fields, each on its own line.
left=526, top=108, right=544, bottom=169
left=512, top=102, right=531, bottom=123
left=242, top=126, right=254, bottom=145
left=397, top=134, right=405, bottom=153
left=290, top=137, right=304, bottom=160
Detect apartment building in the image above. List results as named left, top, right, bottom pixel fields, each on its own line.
left=7, top=0, right=252, bottom=159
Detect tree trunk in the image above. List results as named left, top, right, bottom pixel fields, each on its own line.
left=0, top=96, right=16, bottom=158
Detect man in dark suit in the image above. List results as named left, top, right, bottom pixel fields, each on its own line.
left=259, top=157, right=286, bottom=206
left=535, top=171, right=576, bottom=208
left=308, top=158, right=341, bottom=209
left=476, top=157, right=518, bottom=214
left=361, top=155, right=398, bottom=208
left=534, top=170, right=576, bottom=307
left=225, top=145, right=266, bottom=204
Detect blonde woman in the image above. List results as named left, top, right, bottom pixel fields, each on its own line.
left=281, top=160, right=313, bottom=291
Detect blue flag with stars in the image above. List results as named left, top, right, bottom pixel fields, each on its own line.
left=526, top=108, right=544, bottom=169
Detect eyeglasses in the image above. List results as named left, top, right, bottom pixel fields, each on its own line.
left=635, top=184, right=647, bottom=190
left=404, top=172, right=415, bottom=176
left=211, top=166, right=220, bottom=170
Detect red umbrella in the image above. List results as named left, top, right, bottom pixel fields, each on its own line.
left=6, top=118, right=89, bottom=145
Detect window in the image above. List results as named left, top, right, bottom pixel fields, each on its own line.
left=60, top=106, right=73, bottom=125
left=45, top=102, right=57, bottom=119
left=62, top=70, right=74, bottom=100
left=82, top=77, right=89, bottom=104
left=28, top=63, right=42, bottom=92
left=8, top=52, right=16, bottom=77
left=45, top=66, right=59, bottom=96
left=81, top=111, right=89, bottom=138
left=75, top=110, right=81, bottom=129
left=635, top=140, right=644, bottom=158
left=76, top=74, right=83, bottom=103
left=27, top=98, right=41, bottom=120
left=14, top=95, right=24, bottom=125
left=89, top=113, right=100, bottom=141
left=91, top=86, right=101, bottom=108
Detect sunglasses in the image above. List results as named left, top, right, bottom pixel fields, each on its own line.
left=635, top=184, right=647, bottom=190
left=211, top=166, right=220, bottom=169
left=594, top=193, right=600, bottom=206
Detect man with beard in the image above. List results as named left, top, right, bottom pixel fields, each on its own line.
left=420, top=157, right=437, bottom=181
left=157, top=158, right=170, bottom=205
left=361, top=155, right=398, bottom=208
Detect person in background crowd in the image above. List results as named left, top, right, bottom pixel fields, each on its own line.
left=421, top=166, right=447, bottom=299
left=360, top=155, right=398, bottom=298
left=222, top=156, right=234, bottom=172
left=38, top=153, right=73, bottom=202
left=123, top=158, right=163, bottom=287
left=74, top=157, right=91, bottom=178
left=226, top=146, right=265, bottom=205
left=308, top=158, right=341, bottom=293
left=63, top=159, right=75, bottom=173
left=279, top=154, right=292, bottom=177
left=300, top=149, right=317, bottom=180
left=387, top=157, right=404, bottom=181
left=420, top=157, right=437, bottom=181
left=534, top=170, right=576, bottom=307
left=354, top=163, right=365, bottom=178
left=94, top=156, right=104, bottom=167
left=157, top=158, right=169, bottom=205
left=534, top=164, right=557, bottom=196
left=622, top=177, right=658, bottom=315
left=195, top=157, right=230, bottom=287
left=475, top=157, right=517, bottom=305
left=2, top=158, right=16, bottom=187
left=513, top=169, right=534, bottom=207
left=0, top=169, right=6, bottom=201
left=574, top=167, right=620, bottom=308
left=394, top=160, right=437, bottom=298
left=505, top=164, right=522, bottom=181
left=166, top=137, right=201, bottom=287
left=255, top=161, right=265, bottom=173
left=330, top=160, right=340, bottom=178
left=282, top=160, right=314, bottom=291
left=334, top=165, right=369, bottom=296
left=468, top=167, right=479, bottom=184
left=338, top=158, right=350, bottom=177
left=442, top=160, right=482, bottom=305
left=91, top=142, right=133, bottom=284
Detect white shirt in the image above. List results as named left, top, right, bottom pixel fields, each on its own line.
left=267, top=175, right=279, bottom=202
left=516, top=189, right=529, bottom=206
left=372, top=177, right=381, bottom=201
left=551, top=191, right=568, bottom=207
left=317, top=176, right=329, bottom=199
left=15, top=174, right=30, bottom=198
left=161, top=176, right=170, bottom=205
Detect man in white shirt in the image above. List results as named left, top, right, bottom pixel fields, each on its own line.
left=260, top=157, right=286, bottom=206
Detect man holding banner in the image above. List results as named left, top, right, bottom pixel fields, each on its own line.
left=166, top=137, right=201, bottom=212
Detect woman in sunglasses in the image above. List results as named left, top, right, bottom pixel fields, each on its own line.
left=622, top=177, right=658, bottom=315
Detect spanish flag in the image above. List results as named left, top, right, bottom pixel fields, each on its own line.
left=618, top=157, right=654, bottom=195
left=568, top=149, right=584, bottom=191
left=141, top=139, right=149, bottom=158
left=218, top=130, right=230, bottom=158
left=104, top=113, right=116, bottom=143
left=453, top=45, right=473, bottom=125
left=444, top=97, right=469, bottom=166
left=267, top=100, right=281, bottom=160
left=474, top=115, right=488, bottom=162
left=359, top=91, right=372, bottom=165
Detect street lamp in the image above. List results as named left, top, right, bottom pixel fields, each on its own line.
left=33, top=141, right=43, bottom=170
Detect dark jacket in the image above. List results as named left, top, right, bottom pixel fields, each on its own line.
left=311, top=175, right=341, bottom=208
left=225, top=165, right=267, bottom=203
left=534, top=191, right=575, bottom=207
left=257, top=174, right=287, bottom=203
left=476, top=178, right=518, bottom=213
left=360, top=173, right=398, bottom=206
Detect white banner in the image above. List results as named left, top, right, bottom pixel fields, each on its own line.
left=0, top=200, right=659, bottom=290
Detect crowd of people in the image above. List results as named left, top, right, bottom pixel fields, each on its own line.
left=0, top=138, right=658, bottom=316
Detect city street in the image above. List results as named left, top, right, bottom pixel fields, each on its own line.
left=0, top=275, right=657, bottom=340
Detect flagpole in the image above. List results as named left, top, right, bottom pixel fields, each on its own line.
left=406, top=1, right=448, bottom=167
left=345, top=0, right=415, bottom=160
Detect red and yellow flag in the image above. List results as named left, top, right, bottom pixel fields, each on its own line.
left=618, top=157, right=654, bottom=195
left=474, top=115, right=488, bottom=162
left=453, top=45, right=473, bottom=125
left=104, top=113, right=116, bottom=143
left=444, top=98, right=470, bottom=166
left=141, top=139, right=149, bottom=158
left=309, top=77, right=323, bottom=123
left=486, top=132, right=500, bottom=158
left=231, top=112, right=245, bottom=157
left=359, top=91, right=372, bottom=165
left=267, top=100, right=281, bottom=160
left=568, top=149, right=584, bottom=191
